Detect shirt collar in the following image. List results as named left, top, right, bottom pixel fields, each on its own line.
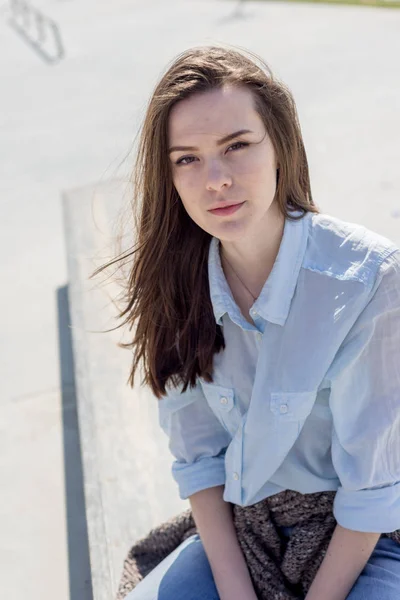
left=208, top=209, right=312, bottom=327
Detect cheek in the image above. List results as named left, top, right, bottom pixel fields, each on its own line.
left=173, top=169, right=204, bottom=211
left=235, top=151, right=275, bottom=180
left=173, top=171, right=202, bottom=210
left=173, top=174, right=204, bottom=220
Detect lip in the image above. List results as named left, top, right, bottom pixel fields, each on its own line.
left=208, top=201, right=245, bottom=216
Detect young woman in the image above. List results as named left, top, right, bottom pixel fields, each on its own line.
left=103, top=45, right=400, bottom=599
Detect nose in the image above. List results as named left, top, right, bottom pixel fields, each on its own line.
left=205, top=160, right=232, bottom=191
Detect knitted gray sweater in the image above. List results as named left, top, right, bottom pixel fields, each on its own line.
left=116, top=490, right=400, bottom=600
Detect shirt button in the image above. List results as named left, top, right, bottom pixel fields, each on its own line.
left=220, top=396, right=228, bottom=405
left=233, top=472, right=239, bottom=480
left=280, top=404, right=288, bottom=414
left=256, top=332, right=262, bottom=341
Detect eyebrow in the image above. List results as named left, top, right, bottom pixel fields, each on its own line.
left=168, top=129, right=253, bottom=155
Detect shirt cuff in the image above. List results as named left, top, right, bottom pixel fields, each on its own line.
left=333, top=481, right=400, bottom=533
left=172, top=456, right=226, bottom=500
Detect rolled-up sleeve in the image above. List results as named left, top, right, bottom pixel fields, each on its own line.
left=158, top=382, right=230, bottom=499
left=327, top=249, right=400, bottom=533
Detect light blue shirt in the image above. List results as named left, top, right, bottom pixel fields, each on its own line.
left=158, top=209, right=400, bottom=533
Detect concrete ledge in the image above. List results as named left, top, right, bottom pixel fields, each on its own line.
left=62, top=179, right=188, bottom=600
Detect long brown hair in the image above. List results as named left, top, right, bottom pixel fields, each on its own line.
left=92, top=45, right=320, bottom=399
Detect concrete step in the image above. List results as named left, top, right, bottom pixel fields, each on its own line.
left=62, top=179, right=188, bottom=600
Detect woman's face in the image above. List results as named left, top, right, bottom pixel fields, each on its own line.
left=168, top=84, right=279, bottom=242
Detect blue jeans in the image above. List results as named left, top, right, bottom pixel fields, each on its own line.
left=125, top=527, right=400, bottom=600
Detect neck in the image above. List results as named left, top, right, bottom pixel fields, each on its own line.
left=219, top=203, right=285, bottom=298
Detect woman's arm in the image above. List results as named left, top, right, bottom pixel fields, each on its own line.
left=309, top=251, right=400, bottom=599
left=189, top=485, right=258, bottom=600
left=305, top=523, right=380, bottom=600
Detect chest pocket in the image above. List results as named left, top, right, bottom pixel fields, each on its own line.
left=240, top=389, right=321, bottom=498
left=270, top=391, right=318, bottom=429
left=199, top=381, right=243, bottom=438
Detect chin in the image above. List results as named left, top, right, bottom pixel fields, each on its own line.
left=211, top=219, right=251, bottom=242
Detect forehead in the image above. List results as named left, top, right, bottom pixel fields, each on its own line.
left=168, top=85, right=262, bottom=142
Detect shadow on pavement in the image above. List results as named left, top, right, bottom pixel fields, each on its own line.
left=57, top=285, right=93, bottom=600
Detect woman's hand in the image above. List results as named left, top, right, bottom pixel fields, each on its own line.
left=305, top=524, right=380, bottom=600
left=189, top=486, right=259, bottom=600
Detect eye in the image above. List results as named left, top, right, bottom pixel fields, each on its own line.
left=228, top=141, right=248, bottom=152
left=174, top=141, right=249, bottom=166
left=175, top=155, right=196, bottom=166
